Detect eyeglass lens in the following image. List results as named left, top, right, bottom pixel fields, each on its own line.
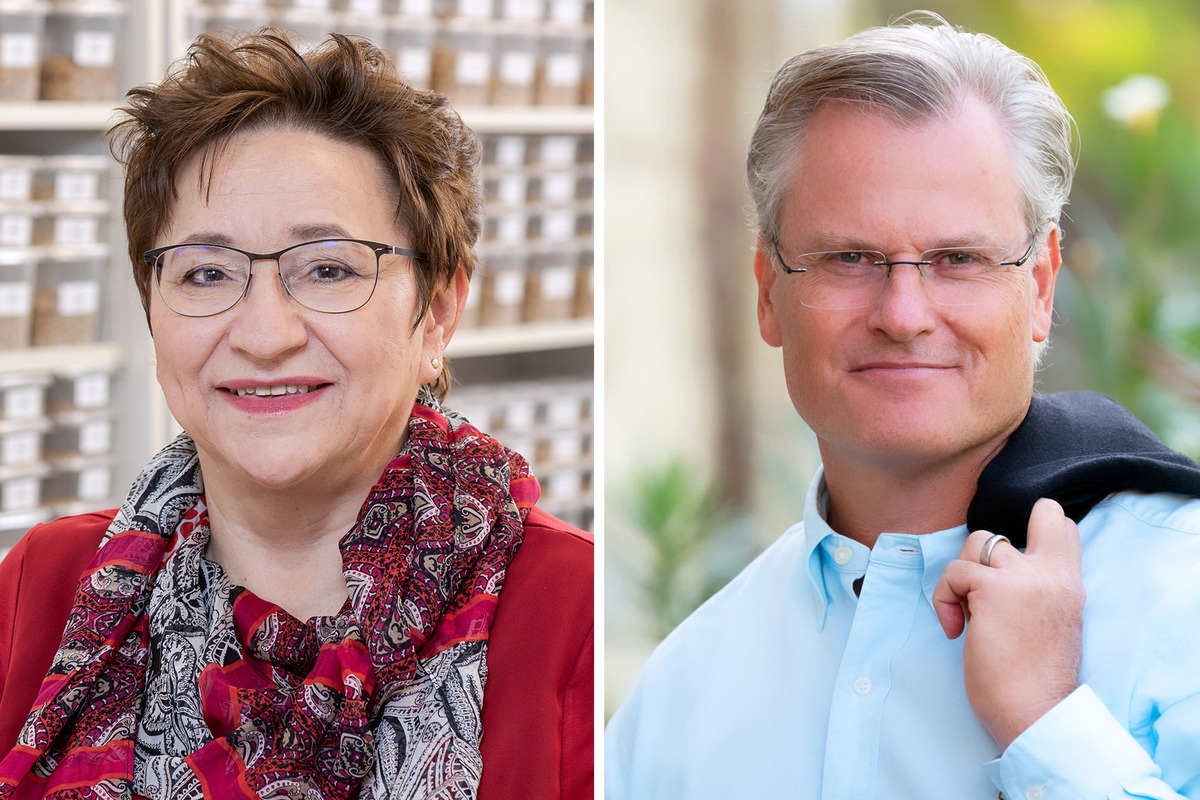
left=155, top=240, right=381, bottom=316
left=788, top=246, right=1029, bottom=310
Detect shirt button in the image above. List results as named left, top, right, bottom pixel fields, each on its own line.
left=833, top=546, right=852, bottom=565
left=853, top=677, right=872, bottom=695
left=1026, top=789, right=1045, bottom=800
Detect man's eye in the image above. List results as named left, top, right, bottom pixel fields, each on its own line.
left=835, top=252, right=868, bottom=264
left=943, top=252, right=978, bottom=265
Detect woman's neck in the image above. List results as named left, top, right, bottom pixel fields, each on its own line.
left=199, top=460, right=383, bottom=621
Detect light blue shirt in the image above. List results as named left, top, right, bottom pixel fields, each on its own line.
left=606, top=470, right=1200, bottom=799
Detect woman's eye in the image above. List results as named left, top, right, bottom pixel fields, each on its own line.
left=309, top=262, right=355, bottom=281
left=182, top=267, right=230, bottom=285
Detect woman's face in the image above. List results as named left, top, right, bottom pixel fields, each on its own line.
left=150, top=126, right=462, bottom=496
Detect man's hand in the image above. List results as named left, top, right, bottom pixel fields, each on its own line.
left=932, top=498, right=1085, bottom=751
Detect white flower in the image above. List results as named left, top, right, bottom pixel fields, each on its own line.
left=1102, top=74, right=1170, bottom=130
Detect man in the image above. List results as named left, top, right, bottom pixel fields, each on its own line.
left=606, top=17, right=1200, bottom=799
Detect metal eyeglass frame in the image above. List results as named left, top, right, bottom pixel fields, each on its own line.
left=143, top=238, right=429, bottom=317
left=773, top=236, right=1039, bottom=275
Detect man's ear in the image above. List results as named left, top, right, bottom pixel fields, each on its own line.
left=1031, top=227, right=1061, bottom=343
left=755, top=240, right=783, bottom=347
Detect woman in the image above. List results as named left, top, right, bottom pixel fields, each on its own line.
left=0, top=30, right=592, bottom=800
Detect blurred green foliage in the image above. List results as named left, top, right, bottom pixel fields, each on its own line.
left=618, top=459, right=729, bottom=640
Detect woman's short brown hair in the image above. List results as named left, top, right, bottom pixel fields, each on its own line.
left=109, top=29, right=482, bottom=401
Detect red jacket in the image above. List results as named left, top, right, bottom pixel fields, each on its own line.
left=0, top=506, right=593, bottom=800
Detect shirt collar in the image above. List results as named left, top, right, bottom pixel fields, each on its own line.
left=802, top=467, right=970, bottom=629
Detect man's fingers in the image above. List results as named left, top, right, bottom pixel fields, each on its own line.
left=962, top=528, right=1018, bottom=569
left=1024, top=498, right=1081, bottom=562
left=933, top=559, right=988, bottom=639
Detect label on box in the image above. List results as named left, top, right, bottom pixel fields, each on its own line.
left=539, top=264, right=575, bottom=299
left=58, top=281, right=100, bottom=316
left=494, top=136, right=525, bottom=166
left=499, top=51, right=535, bottom=85
left=2, top=430, right=37, bottom=465
left=55, top=216, right=99, bottom=246
left=546, top=468, right=580, bottom=499
left=0, top=214, right=31, bottom=246
left=74, top=31, right=116, bottom=68
left=398, top=47, right=432, bottom=82
left=80, top=419, right=111, bottom=454
left=458, top=0, right=493, bottom=17
left=505, top=397, right=536, bottom=430
left=399, top=0, right=434, bottom=15
left=550, top=430, right=582, bottom=462
left=455, top=51, right=490, bottom=86
left=546, top=393, right=581, bottom=427
left=548, top=0, right=584, bottom=22
left=74, top=373, right=110, bottom=408
left=2, top=475, right=37, bottom=511
left=493, top=270, right=524, bottom=305
left=541, top=171, right=575, bottom=201
left=0, top=169, right=30, bottom=201
left=539, top=136, right=576, bottom=165
left=0, top=33, right=37, bottom=69
left=497, top=174, right=526, bottom=204
left=55, top=171, right=100, bottom=201
left=546, top=53, right=582, bottom=86
left=502, top=0, right=542, bottom=19
left=540, top=210, right=575, bottom=241
left=0, top=283, right=31, bottom=317
left=79, top=465, right=110, bottom=500
left=496, top=213, right=526, bottom=242
left=4, top=386, right=41, bottom=419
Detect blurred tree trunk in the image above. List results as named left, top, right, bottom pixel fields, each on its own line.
left=697, top=0, right=751, bottom=506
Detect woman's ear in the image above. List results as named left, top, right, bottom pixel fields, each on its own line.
left=419, top=267, right=470, bottom=384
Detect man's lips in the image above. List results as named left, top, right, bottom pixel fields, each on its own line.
left=851, top=360, right=954, bottom=372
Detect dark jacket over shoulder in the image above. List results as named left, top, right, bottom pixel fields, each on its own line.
left=0, top=506, right=594, bottom=800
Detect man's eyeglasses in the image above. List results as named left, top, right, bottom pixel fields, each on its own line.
left=144, top=238, right=428, bottom=317
left=773, top=236, right=1039, bottom=311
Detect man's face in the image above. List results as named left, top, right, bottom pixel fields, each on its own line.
left=755, top=97, right=1059, bottom=476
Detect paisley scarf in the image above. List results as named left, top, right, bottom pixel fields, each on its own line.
left=0, top=390, right=537, bottom=799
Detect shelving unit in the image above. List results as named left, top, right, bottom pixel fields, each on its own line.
left=0, top=0, right=594, bottom=552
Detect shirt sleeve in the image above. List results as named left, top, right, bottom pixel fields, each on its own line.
left=984, top=684, right=1200, bottom=799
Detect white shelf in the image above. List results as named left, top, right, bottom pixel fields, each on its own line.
left=0, top=103, right=124, bottom=132
left=448, top=319, right=593, bottom=357
left=0, top=103, right=593, bottom=135
left=459, top=107, right=594, bottom=134
left=0, top=342, right=124, bottom=374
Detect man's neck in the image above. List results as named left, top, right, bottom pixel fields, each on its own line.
left=820, top=440, right=1009, bottom=549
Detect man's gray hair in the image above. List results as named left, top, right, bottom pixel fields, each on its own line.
left=746, top=13, right=1077, bottom=247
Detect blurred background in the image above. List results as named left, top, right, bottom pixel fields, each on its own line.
left=605, top=0, right=1200, bottom=715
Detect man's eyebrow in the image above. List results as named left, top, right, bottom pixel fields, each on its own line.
left=793, top=232, right=1014, bottom=252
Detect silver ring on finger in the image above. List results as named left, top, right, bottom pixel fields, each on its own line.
left=979, top=533, right=1011, bottom=568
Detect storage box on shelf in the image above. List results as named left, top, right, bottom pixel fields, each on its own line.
left=450, top=376, right=592, bottom=530
left=182, top=0, right=592, bottom=109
